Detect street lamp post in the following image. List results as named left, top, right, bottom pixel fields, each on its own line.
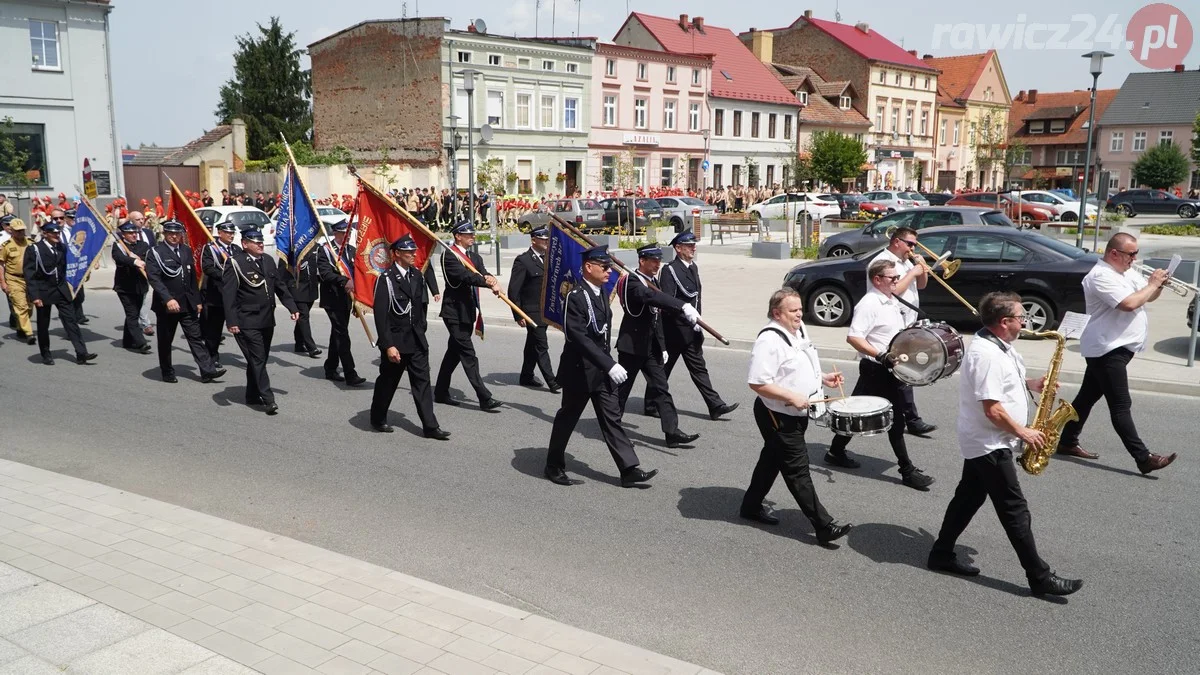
left=460, top=69, right=480, bottom=231
left=447, top=115, right=461, bottom=221
left=1076, top=50, right=1112, bottom=250
left=700, top=128, right=710, bottom=190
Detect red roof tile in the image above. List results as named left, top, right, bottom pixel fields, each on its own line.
left=801, top=17, right=938, bottom=72
left=1008, top=89, right=1118, bottom=146
left=622, top=12, right=798, bottom=106
left=922, top=51, right=994, bottom=101
left=768, top=63, right=870, bottom=128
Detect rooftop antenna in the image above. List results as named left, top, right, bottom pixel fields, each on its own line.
left=575, top=0, right=581, bottom=37
left=535, top=0, right=541, bottom=36
left=835, top=0, right=841, bottom=22
left=401, top=2, right=407, bottom=18
left=551, top=0, right=557, bottom=36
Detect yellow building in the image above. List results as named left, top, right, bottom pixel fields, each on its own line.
left=923, top=51, right=1013, bottom=191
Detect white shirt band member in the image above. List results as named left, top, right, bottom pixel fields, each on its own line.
left=957, top=334, right=1028, bottom=458
left=869, top=248, right=918, bottom=323
left=847, top=288, right=907, bottom=359
left=748, top=320, right=823, bottom=417
left=1078, top=259, right=1149, bottom=357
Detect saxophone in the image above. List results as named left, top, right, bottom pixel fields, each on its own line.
left=1019, top=329, right=1079, bottom=475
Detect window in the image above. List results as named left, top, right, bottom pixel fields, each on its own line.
left=905, top=109, right=913, bottom=134
left=660, top=157, right=675, bottom=187
left=894, top=72, right=901, bottom=85
left=1110, top=174, right=1122, bottom=191
left=542, top=60, right=555, bottom=71
left=1049, top=120, right=1066, bottom=133
left=1019, top=149, right=1032, bottom=165
left=486, top=91, right=504, bottom=126
left=517, top=159, right=533, bottom=194
left=732, top=164, right=741, bottom=187
left=634, top=98, right=647, bottom=129
left=768, top=113, right=777, bottom=139
left=692, top=68, right=701, bottom=85
left=603, top=95, right=617, bottom=126
left=879, top=70, right=887, bottom=83
left=713, top=165, right=723, bottom=187
left=663, top=100, right=676, bottom=130
left=518, top=57, right=531, bottom=69
left=876, top=106, right=884, bottom=131
left=1055, top=149, right=1086, bottom=165
left=563, top=97, right=579, bottom=130
left=689, top=103, right=700, bottom=131
left=714, top=109, right=724, bottom=135
left=0, top=122, right=47, bottom=186
left=29, top=20, right=60, bottom=69
left=733, top=111, right=742, bottom=137
left=920, top=110, right=928, bottom=136
left=969, top=122, right=976, bottom=145
left=487, top=54, right=501, bottom=66
left=1029, top=121, right=1045, bottom=134
left=839, top=95, right=851, bottom=109
left=540, top=95, right=556, bottom=129
left=601, top=156, right=615, bottom=190
left=924, top=77, right=930, bottom=89
left=951, top=121, right=961, bottom=145
left=953, top=235, right=1006, bottom=263
left=783, top=115, right=792, bottom=140
left=633, top=157, right=647, bottom=187
left=666, top=66, right=676, bottom=83
left=1110, top=131, right=1124, bottom=152
left=516, top=93, right=532, bottom=128
left=454, top=88, right=469, bottom=121
left=605, top=59, right=616, bottom=76
left=637, top=62, right=647, bottom=80
left=909, top=75, right=915, bottom=87
left=797, top=91, right=809, bottom=106
left=457, top=51, right=471, bottom=63
left=766, top=165, right=775, bottom=188
left=750, top=112, right=760, bottom=138
left=1160, top=130, right=1174, bottom=146
left=1133, top=131, right=1147, bottom=151
left=939, top=119, right=947, bottom=145
left=891, top=108, right=899, bottom=133
left=566, top=62, right=578, bottom=74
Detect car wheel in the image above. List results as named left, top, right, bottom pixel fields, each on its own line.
left=670, top=216, right=684, bottom=232
left=1117, top=203, right=1135, bottom=217
left=1020, top=295, right=1056, bottom=333
left=827, top=245, right=853, bottom=258
left=750, top=211, right=761, bottom=222
left=807, top=285, right=852, bottom=327
left=1061, top=211, right=1077, bottom=222
left=886, top=207, right=896, bottom=213
left=1179, top=205, right=1198, bottom=219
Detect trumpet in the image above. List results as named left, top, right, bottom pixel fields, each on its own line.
left=1132, top=263, right=1199, bottom=297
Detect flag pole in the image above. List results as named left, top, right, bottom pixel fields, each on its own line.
left=163, top=174, right=217, bottom=245
left=74, top=185, right=145, bottom=280
left=349, top=166, right=537, bottom=326
left=547, top=213, right=731, bottom=345
left=280, top=136, right=375, bottom=345
left=63, top=192, right=116, bottom=299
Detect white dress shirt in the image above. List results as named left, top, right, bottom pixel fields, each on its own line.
left=748, top=320, right=823, bottom=416
left=1078, top=259, right=1149, bottom=357
left=957, top=334, right=1028, bottom=458
left=847, top=289, right=907, bottom=358
left=869, top=248, right=918, bottom=323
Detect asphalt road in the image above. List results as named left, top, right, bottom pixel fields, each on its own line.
left=2, top=290, right=1198, bottom=675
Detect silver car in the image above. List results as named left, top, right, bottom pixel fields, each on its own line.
left=654, top=196, right=717, bottom=233
left=862, top=190, right=920, bottom=212
left=517, top=198, right=605, bottom=232
left=818, top=206, right=1015, bottom=257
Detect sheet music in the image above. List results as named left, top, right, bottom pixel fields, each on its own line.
left=1167, top=254, right=1182, bottom=277
left=1057, top=311, right=1090, bottom=340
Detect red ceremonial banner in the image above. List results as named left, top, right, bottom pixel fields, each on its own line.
left=352, top=180, right=438, bottom=309
left=165, top=179, right=212, bottom=286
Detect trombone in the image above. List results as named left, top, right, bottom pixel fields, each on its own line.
left=883, top=226, right=978, bottom=315
left=1133, top=262, right=1199, bottom=297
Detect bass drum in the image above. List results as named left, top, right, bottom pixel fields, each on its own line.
left=827, top=396, right=893, bottom=437
left=889, top=322, right=964, bottom=386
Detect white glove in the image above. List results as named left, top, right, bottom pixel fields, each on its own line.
left=608, top=364, right=628, bottom=385
left=662, top=351, right=669, bottom=364
left=681, top=304, right=700, bottom=324
left=693, top=323, right=703, bottom=333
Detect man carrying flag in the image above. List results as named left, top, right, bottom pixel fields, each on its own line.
left=508, top=226, right=559, bottom=393
left=22, top=219, right=94, bottom=365
left=434, top=221, right=503, bottom=411
left=316, top=219, right=365, bottom=386
left=273, top=162, right=323, bottom=359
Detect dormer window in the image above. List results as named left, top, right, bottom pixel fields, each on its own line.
left=1050, top=120, right=1066, bottom=133
left=1030, top=121, right=1045, bottom=134
left=839, top=95, right=851, bottom=109
left=798, top=91, right=809, bottom=105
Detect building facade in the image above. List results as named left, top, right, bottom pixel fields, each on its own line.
left=587, top=43, right=711, bottom=193
left=0, top=0, right=123, bottom=210
left=613, top=13, right=800, bottom=191
left=1008, top=88, right=1118, bottom=191
left=922, top=51, right=1012, bottom=191
left=1097, top=67, right=1200, bottom=194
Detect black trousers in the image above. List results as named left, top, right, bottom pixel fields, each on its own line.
left=647, top=332, right=725, bottom=412
left=293, top=301, right=317, bottom=352
left=234, top=326, right=275, bottom=404
left=828, top=359, right=914, bottom=471
left=116, top=291, right=148, bottom=348
left=1059, top=347, right=1150, bottom=463
left=742, top=399, right=834, bottom=531
left=156, top=308, right=216, bottom=378
left=901, top=384, right=922, bottom=423
left=73, top=286, right=86, bottom=321
left=520, top=323, right=556, bottom=384
left=546, top=384, right=640, bottom=474
left=370, top=348, right=437, bottom=430
left=35, top=295, right=87, bottom=357
left=435, top=320, right=492, bottom=401
left=617, top=351, right=680, bottom=435
left=323, top=305, right=357, bottom=378
left=201, top=303, right=225, bottom=363
left=931, top=448, right=1051, bottom=585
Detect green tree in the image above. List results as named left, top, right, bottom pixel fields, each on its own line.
left=0, top=117, right=39, bottom=196
left=784, top=155, right=814, bottom=190
left=1192, top=111, right=1200, bottom=165
left=807, top=132, right=868, bottom=190
left=258, top=140, right=350, bottom=171
left=1003, top=139, right=1030, bottom=189
left=215, top=17, right=311, bottom=160
left=1131, top=142, right=1190, bottom=189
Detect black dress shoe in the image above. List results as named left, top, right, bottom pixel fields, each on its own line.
left=824, top=451, right=861, bottom=469
left=547, top=381, right=562, bottom=394
left=739, top=506, right=781, bottom=525
left=907, top=419, right=938, bottom=436
left=78, top=316, right=90, bottom=325
left=816, top=522, right=852, bottom=544
left=665, top=431, right=700, bottom=448
left=326, top=372, right=345, bottom=382
left=643, top=407, right=660, bottom=419
left=709, top=402, right=739, bottom=420
left=265, top=403, right=279, bottom=415
left=202, top=368, right=227, bottom=383
left=372, top=423, right=395, bottom=433
left=434, top=394, right=461, bottom=407
left=42, top=356, right=54, bottom=366
left=1030, top=573, right=1083, bottom=597
left=479, top=398, right=503, bottom=412
left=520, top=377, right=544, bottom=388
left=162, top=374, right=178, bottom=383
left=307, top=349, right=323, bottom=358
left=901, top=468, right=935, bottom=491
left=27, top=337, right=37, bottom=345
left=345, top=375, right=367, bottom=387
left=620, top=467, right=658, bottom=488
left=76, top=352, right=97, bottom=364
left=544, top=466, right=573, bottom=485
left=423, top=427, right=451, bottom=441
left=245, top=396, right=265, bottom=406
left=927, top=555, right=980, bottom=576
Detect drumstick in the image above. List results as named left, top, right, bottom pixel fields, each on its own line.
left=831, top=366, right=846, bottom=400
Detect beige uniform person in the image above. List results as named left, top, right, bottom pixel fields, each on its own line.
left=0, top=218, right=35, bottom=342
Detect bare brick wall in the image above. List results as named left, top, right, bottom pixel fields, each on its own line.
left=769, top=26, right=869, bottom=118
left=310, top=19, right=444, bottom=166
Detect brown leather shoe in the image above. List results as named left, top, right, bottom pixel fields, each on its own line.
left=1137, top=453, right=1177, bottom=475
left=1057, top=445, right=1099, bottom=460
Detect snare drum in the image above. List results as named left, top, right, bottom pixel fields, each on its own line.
left=827, top=396, right=893, bottom=437
left=888, top=322, right=964, bottom=387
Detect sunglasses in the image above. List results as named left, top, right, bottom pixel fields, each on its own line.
left=876, top=274, right=901, bottom=282
left=1114, top=249, right=1138, bottom=258
left=52, top=216, right=65, bottom=221
left=900, top=239, right=917, bottom=247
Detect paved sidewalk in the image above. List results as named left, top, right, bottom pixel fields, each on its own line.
left=0, top=459, right=717, bottom=675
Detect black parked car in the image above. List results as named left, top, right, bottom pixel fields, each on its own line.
left=921, top=192, right=954, bottom=206
left=596, top=197, right=666, bottom=235
left=786, top=225, right=1099, bottom=330
left=830, top=193, right=868, bottom=218
left=1106, top=189, right=1200, bottom=218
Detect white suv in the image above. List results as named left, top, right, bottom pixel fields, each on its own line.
left=1013, top=190, right=1098, bottom=222
left=195, top=206, right=275, bottom=250
left=748, top=193, right=840, bottom=222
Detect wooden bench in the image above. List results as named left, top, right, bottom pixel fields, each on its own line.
left=709, top=217, right=760, bottom=244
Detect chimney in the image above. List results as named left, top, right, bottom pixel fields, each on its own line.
left=922, top=53, right=933, bottom=59
left=803, top=9, right=813, bottom=19
left=692, top=16, right=704, bottom=31
left=907, top=49, right=918, bottom=57
left=749, top=30, right=774, bottom=64
left=467, top=23, right=477, bottom=32
left=1016, top=90, right=1026, bottom=101
left=679, top=14, right=689, bottom=30
left=1174, top=64, right=1185, bottom=72
left=1027, top=89, right=1038, bottom=104
left=855, top=22, right=870, bottom=34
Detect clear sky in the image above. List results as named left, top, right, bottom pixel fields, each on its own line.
left=110, top=0, right=1194, bottom=147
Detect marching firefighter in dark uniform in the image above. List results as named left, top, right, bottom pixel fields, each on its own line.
left=616, top=243, right=702, bottom=448
left=146, top=220, right=226, bottom=384
left=645, top=229, right=738, bottom=420
left=544, top=245, right=658, bottom=489
left=289, top=245, right=322, bottom=358
left=22, top=220, right=95, bottom=365
left=369, top=235, right=450, bottom=440
left=111, top=222, right=152, bottom=353
left=508, top=225, right=559, bottom=392
left=435, top=220, right=501, bottom=411
left=200, top=222, right=240, bottom=366
left=315, top=219, right=365, bottom=385
left=63, top=209, right=89, bottom=325
left=222, top=228, right=300, bottom=414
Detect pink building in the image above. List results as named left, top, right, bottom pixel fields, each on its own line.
left=1097, top=67, right=1200, bottom=194
left=587, top=43, right=712, bottom=193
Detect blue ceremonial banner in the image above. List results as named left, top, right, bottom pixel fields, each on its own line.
left=540, top=221, right=618, bottom=330
left=64, top=200, right=109, bottom=297
left=274, top=163, right=320, bottom=269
